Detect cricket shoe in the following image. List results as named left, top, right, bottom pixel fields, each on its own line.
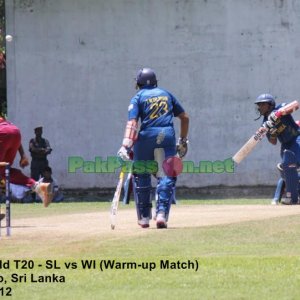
left=281, top=197, right=292, bottom=205
left=156, top=211, right=167, bottom=229
left=0, top=213, right=5, bottom=221
left=271, top=199, right=279, bottom=205
left=34, top=182, right=53, bottom=207
left=138, top=217, right=150, bottom=228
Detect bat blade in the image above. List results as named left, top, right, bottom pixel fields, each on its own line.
left=110, top=171, right=125, bottom=230
left=232, top=129, right=266, bottom=163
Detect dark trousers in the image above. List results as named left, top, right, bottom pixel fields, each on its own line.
left=30, top=159, right=49, bottom=181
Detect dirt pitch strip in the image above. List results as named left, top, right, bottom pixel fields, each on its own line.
left=2, top=205, right=300, bottom=244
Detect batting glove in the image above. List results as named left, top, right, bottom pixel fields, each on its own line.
left=117, top=146, right=130, bottom=161
left=176, top=137, right=189, bottom=158
left=263, top=120, right=277, bottom=135
left=268, top=111, right=279, bottom=123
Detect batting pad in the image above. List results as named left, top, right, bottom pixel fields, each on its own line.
left=282, top=150, right=298, bottom=204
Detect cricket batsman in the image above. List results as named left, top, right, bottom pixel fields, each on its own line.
left=255, top=93, right=300, bottom=204
left=272, top=120, right=300, bottom=204
left=118, top=67, right=189, bottom=228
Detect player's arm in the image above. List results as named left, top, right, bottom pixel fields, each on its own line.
left=264, top=101, right=299, bottom=145
left=29, top=139, right=42, bottom=153
left=176, top=112, right=189, bottom=158
left=18, top=144, right=29, bottom=168
left=44, top=139, right=52, bottom=154
left=177, top=112, right=189, bottom=139
left=262, top=124, right=277, bottom=145
left=117, top=119, right=138, bottom=161
left=122, top=119, right=138, bottom=149
left=263, top=117, right=278, bottom=146
left=267, top=134, right=277, bottom=145
left=118, top=96, right=140, bottom=161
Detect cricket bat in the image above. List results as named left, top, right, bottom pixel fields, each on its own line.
left=122, top=172, right=132, bottom=205
left=110, top=170, right=125, bottom=230
left=232, top=100, right=299, bottom=164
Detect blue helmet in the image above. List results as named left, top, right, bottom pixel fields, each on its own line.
left=135, top=68, right=157, bottom=87
left=255, top=93, right=276, bottom=106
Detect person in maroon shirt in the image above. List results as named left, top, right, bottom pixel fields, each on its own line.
left=0, top=116, right=53, bottom=207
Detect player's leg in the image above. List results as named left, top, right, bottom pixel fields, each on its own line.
left=292, top=137, right=300, bottom=203
left=281, top=150, right=298, bottom=204
left=272, top=177, right=285, bottom=205
left=132, top=174, right=152, bottom=228
left=8, top=168, right=35, bottom=186
left=155, top=141, right=177, bottom=229
left=272, top=163, right=285, bottom=205
left=7, top=168, right=53, bottom=207
left=30, top=160, right=42, bottom=202
left=132, top=139, right=154, bottom=228
left=134, top=128, right=177, bottom=228
left=0, top=125, right=52, bottom=206
left=153, top=148, right=176, bottom=219
left=156, top=176, right=176, bottom=228
left=1, top=166, right=53, bottom=207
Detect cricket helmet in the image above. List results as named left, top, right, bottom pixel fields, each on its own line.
left=255, top=93, right=276, bottom=106
left=135, top=68, right=157, bottom=87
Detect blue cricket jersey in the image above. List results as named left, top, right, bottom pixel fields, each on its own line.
left=263, top=103, right=300, bottom=146
left=128, top=87, right=184, bottom=131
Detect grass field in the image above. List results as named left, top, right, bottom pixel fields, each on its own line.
left=1, top=199, right=300, bottom=300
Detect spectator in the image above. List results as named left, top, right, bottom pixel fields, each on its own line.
left=36, top=166, right=64, bottom=203
left=29, top=126, right=52, bottom=181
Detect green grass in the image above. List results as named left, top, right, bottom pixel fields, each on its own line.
left=7, top=201, right=110, bottom=218
left=6, top=198, right=270, bottom=219
left=1, top=199, right=300, bottom=299
left=0, top=199, right=261, bottom=219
